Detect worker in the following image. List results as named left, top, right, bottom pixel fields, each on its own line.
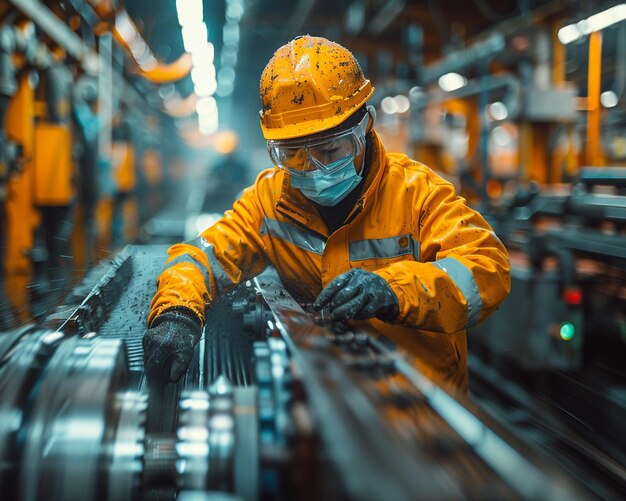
left=144, top=36, right=510, bottom=392
left=203, top=132, right=251, bottom=213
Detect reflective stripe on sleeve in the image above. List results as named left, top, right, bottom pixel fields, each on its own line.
left=431, top=257, right=482, bottom=328
left=260, top=216, right=325, bottom=255
left=349, top=234, right=420, bottom=261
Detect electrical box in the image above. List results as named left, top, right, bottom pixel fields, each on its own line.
left=474, top=265, right=583, bottom=370
left=523, top=86, right=579, bottom=123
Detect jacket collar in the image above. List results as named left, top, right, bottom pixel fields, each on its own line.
left=275, top=130, right=387, bottom=235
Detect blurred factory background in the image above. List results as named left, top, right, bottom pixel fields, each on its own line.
left=0, top=0, right=625, bottom=500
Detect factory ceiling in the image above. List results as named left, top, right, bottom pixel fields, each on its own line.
left=121, top=0, right=624, bottom=141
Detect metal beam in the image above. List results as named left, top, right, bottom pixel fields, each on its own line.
left=8, top=0, right=98, bottom=69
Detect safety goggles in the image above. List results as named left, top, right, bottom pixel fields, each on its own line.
left=267, top=112, right=369, bottom=175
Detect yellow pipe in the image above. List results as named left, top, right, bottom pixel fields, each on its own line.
left=552, top=20, right=566, bottom=85
left=587, top=31, right=602, bottom=166
left=135, top=53, right=193, bottom=84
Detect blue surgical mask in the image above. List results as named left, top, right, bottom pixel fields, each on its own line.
left=290, top=154, right=362, bottom=206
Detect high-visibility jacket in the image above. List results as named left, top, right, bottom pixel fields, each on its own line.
left=149, top=131, right=510, bottom=391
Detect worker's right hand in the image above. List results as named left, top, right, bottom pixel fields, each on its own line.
left=143, top=307, right=202, bottom=385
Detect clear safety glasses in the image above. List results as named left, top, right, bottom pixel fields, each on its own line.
left=267, top=112, right=369, bottom=175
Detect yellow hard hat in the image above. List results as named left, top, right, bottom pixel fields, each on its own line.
left=259, top=35, right=374, bottom=141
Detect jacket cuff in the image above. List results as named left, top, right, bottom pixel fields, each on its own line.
left=150, top=306, right=203, bottom=330
left=371, top=268, right=406, bottom=324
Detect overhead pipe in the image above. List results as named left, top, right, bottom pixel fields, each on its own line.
left=113, top=9, right=193, bottom=84
left=8, top=0, right=98, bottom=71
left=419, top=32, right=506, bottom=86
left=413, top=74, right=522, bottom=120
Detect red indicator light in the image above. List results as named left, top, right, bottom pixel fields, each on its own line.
left=563, top=288, right=582, bottom=305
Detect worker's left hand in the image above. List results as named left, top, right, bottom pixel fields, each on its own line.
left=314, top=268, right=399, bottom=322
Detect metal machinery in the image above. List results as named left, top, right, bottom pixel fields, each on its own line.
left=0, top=245, right=608, bottom=500
left=470, top=167, right=626, bottom=498
left=478, top=167, right=626, bottom=369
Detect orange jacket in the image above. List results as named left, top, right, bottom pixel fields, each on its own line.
left=149, top=132, right=510, bottom=391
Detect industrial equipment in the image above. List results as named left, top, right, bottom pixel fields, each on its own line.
left=471, top=168, right=626, bottom=498
left=0, top=245, right=606, bottom=500
left=478, top=167, right=626, bottom=370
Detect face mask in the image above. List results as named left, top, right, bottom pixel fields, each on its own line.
left=290, top=154, right=362, bottom=206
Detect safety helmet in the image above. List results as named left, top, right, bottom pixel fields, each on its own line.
left=259, top=35, right=374, bottom=141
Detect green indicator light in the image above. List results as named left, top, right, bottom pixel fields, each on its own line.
left=560, top=322, right=576, bottom=341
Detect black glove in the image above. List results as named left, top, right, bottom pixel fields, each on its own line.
left=314, top=268, right=399, bottom=323
left=143, top=307, right=202, bottom=385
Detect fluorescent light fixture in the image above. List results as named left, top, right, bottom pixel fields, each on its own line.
left=558, top=4, right=626, bottom=44
left=115, top=10, right=157, bottom=70
left=438, top=72, right=467, bottom=92
left=182, top=22, right=208, bottom=53
left=199, top=117, right=218, bottom=131
left=191, top=42, right=214, bottom=66
left=196, top=96, right=217, bottom=115
left=220, top=47, right=237, bottom=67
left=176, top=0, right=204, bottom=27
left=194, top=78, right=217, bottom=97
left=191, top=65, right=216, bottom=85
left=226, top=3, right=244, bottom=22
left=223, top=21, right=240, bottom=45
left=199, top=120, right=219, bottom=136
left=557, top=25, right=580, bottom=45
left=218, top=66, right=236, bottom=83
left=115, top=10, right=135, bottom=41
left=601, top=90, right=619, bottom=108
left=216, top=80, right=234, bottom=97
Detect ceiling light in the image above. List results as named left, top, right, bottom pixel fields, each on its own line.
left=191, top=65, right=216, bottom=85
left=194, top=78, right=217, bottom=97
left=381, top=96, right=398, bottom=114
left=216, top=80, right=234, bottom=97
left=196, top=96, right=217, bottom=115
left=438, top=72, right=467, bottom=92
left=488, top=101, right=508, bottom=121
left=558, top=4, right=626, bottom=45
left=182, top=22, right=208, bottom=53
left=222, top=21, right=240, bottom=45
left=393, top=95, right=410, bottom=113
left=191, top=42, right=214, bottom=66
left=199, top=116, right=219, bottom=135
left=218, top=66, right=236, bottom=83
left=176, top=0, right=204, bottom=27
left=601, top=90, right=619, bottom=108
left=226, top=3, right=244, bottom=22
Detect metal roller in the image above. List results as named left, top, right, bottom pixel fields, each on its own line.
left=0, top=329, right=63, bottom=499
left=17, top=336, right=128, bottom=501
left=177, top=391, right=212, bottom=492
left=108, top=391, right=147, bottom=501
left=176, top=382, right=259, bottom=500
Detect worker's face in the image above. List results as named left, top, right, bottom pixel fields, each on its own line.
left=267, top=112, right=369, bottom=176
